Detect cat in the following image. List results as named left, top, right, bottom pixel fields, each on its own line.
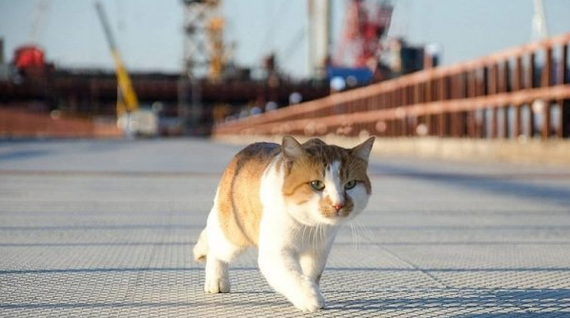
left=193, top=135, right=374, bottom=312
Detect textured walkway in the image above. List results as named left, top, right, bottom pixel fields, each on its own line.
left=1, top=138, right=570, bottom=317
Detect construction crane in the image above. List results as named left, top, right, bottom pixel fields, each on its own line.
left=334, top=0, right=392, bottom=69
left=182, top=0, right=226, bottom=80
left=94, top=1, right=157, bottom=136
left=207, top=15, right=225, bottom=80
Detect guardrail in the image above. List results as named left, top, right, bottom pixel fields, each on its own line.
left=214, top=32, right=570, bottom=140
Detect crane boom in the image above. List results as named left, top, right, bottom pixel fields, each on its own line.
left=94, top=1, right=139, bottom=115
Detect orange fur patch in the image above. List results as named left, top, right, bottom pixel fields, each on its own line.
left=216, top=142, right=280, bottom=247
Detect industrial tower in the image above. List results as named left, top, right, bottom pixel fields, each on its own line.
left=181, top=0, right=225, bottom=80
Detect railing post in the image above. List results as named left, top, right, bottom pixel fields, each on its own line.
left=467, top=111, right=476, bottom=138
left=529, top=52, right=537, bottom=89
left=558, top=44, right=570, bottom=138
left=514, top=56, right=523, bottom=91
left=498, top=61, right=507, bottom=93
left=528, top=104, right=536, bottom=138
left=512, top=56, right=523, bottom=138
left=425, top=78, right=434, bottom=136
left=541, top=47, right=553, bottom=139
left=542, top=100, right=552, bottom=139
left=528, top=53, right=537, bottom=137
left=466, top=71, right=476, bottom=138
left=458, top=112, right=464, bottom=137
left=438, top=76, right=448, bottom=137
left=542, top=46, right=553, bottom=87
left=402, top=86, right=409, bottom=107
left=513, top=105, right=522, bottom=138
left=476, top=109, right=485, bottom=138
left=500, top=60, right=510, bottom=138
left=488, top=64, right=499, bottom=138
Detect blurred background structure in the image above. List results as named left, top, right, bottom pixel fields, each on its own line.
left=0, top=0, right=570, bottom=150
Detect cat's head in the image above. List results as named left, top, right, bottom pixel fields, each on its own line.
left=280, top=136, right=374, bottom=226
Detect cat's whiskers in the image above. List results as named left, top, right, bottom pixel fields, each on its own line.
left=350, top=219, right=375, bottom=250
left=319, top=223, right=327, bottom=245
left=349, top=222, right=359, bottom=250
left=311, top=224, right=319, bottom=247
left=295, top=222, right=330, bottom=247
left=311, top=225, right=317, bottom=245
left=347, top=219, right=367, bottom=251
left=357, top=219, right=375, bottom=242
left=301, top=223, right=310, bottom=245
left=307, top=224, right=314, bottom=246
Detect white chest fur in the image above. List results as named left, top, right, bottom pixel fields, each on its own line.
left=256, top=158, right=340, bottom=312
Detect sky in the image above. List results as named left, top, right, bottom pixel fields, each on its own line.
left=0, top=0, right=570, bottom=79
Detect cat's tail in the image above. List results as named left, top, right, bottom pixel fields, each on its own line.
left=193, top=228, right=208, bottom=262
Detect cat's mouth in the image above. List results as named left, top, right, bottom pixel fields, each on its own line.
left=320, top=207, right=352, bottom=219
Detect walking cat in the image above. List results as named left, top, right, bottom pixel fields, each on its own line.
left=194, top=136, right=374, bottom=312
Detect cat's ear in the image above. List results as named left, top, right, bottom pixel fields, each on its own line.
left=351, top=136, right=375, bottom=162
left=303, top=138, right=326, bottom=147
left=282, top=135, right=306, bottom=161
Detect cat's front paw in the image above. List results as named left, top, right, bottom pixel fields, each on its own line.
left=291, top=282, right=326, bottom=312
left=204, top=276, right=230, bottom=293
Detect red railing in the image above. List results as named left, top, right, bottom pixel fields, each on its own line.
left=214, top=32, right=570, bottom=140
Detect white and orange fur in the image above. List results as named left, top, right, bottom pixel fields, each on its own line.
left=194, top=136, right=374, bottom=312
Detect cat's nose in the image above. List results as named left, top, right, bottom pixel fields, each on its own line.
left=333, top=202, right=345, bottom=211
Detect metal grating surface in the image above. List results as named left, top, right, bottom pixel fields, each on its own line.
left=1, top=139, right=570, bottom=317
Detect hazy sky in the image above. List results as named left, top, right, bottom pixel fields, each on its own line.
left=1, top=0, right=569, bottom=78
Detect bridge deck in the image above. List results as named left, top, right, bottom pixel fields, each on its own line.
left=1, top=139, right=569, bottom=317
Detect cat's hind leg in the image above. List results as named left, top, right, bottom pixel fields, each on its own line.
left=201, top=208, right=244, bottom=293
left=193, top=229, right=208, bottom=262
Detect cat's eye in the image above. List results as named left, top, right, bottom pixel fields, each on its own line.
left=310, top=180, right=325, bottom=191
left=345, top=180, right=357, bottom=190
